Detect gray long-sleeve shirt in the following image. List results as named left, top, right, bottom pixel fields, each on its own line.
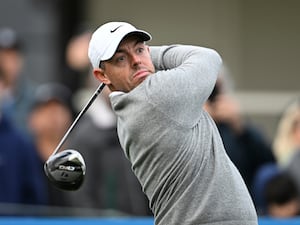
left=109, top=45, right=258, bottom=225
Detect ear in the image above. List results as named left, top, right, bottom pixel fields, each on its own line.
left=93, top=68, right=111, bottom=85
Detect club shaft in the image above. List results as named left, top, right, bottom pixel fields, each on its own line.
left=51, top=83, right=106, bottom=156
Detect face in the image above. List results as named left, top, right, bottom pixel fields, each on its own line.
left=29, top=101, right=72, bottom=140
left=28, top=100, right=73, bottom=161
left=268, top=199, right=300, bottom=218
left=0, top=49, right=23, bottom=85
left=93, top=35, right=155, bottom=92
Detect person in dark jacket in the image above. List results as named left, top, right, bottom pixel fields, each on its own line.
left=0, top=101, right=47, bottom=216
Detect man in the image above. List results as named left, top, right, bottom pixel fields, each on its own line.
left=0, top=75, right=47, bottom=214
left=88, top=22, right=258, bottom=225
left=0, top=27, right=36, bottom=135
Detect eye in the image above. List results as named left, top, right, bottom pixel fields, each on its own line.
left=137, top=47, right=145, bottom=54
left=116, top=55, right=126, bottom=62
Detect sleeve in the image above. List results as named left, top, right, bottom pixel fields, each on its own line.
left=147, top=45, right=222, bottom=127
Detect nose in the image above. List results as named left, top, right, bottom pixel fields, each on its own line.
left=131, top=53, right=141, bottom=67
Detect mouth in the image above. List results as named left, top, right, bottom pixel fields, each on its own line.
left=133, top=69, right=150, bottom=80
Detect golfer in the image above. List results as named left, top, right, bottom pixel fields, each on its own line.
left=88, top=22, right=258, bottom=225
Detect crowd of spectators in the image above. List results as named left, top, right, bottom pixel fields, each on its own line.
left=1, top=26, right=300, bottom=219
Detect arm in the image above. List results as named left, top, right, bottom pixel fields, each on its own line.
left=147, top=45, right=222, bottom=126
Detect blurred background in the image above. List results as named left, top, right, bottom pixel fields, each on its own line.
left=1, top=0, right=299, bottom=139
left=1, top=0, right=300, bottom=222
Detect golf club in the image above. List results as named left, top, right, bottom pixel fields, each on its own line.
left=44, top=82, right=106, bottom=191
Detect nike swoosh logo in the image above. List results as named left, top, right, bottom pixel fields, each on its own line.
left=110, top=25, right=123, bottom=33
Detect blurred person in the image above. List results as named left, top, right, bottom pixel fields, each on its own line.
left=63, top=84, right=151, bottom=216
left=285, top=150, right=300, bottom=199
left=263, top=169, right=300, bottom=218
left=63, top=29, right=92, bottom=93
left=88, top=21, right=257, bottom=225
left=0, top=76, right=47, bottom=215
left=204, top=67, right=275, bottom=195
left=0, top=27, right=36, bottom=135
left=28, top=82, right=74, bottom=206
left=272, top=98, right=300, bottom=204
left=251, top=163, right=280, bottom=215
left=273, top=98, right=300, bottom=166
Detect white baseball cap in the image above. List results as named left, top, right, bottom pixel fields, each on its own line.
left=88, top=22, right=152, bottom=68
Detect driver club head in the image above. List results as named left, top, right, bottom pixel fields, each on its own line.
left=44, top=149, right=86, bottom=191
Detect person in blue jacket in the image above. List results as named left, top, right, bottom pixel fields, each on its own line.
left=0, top=79, right=47, bottom=215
